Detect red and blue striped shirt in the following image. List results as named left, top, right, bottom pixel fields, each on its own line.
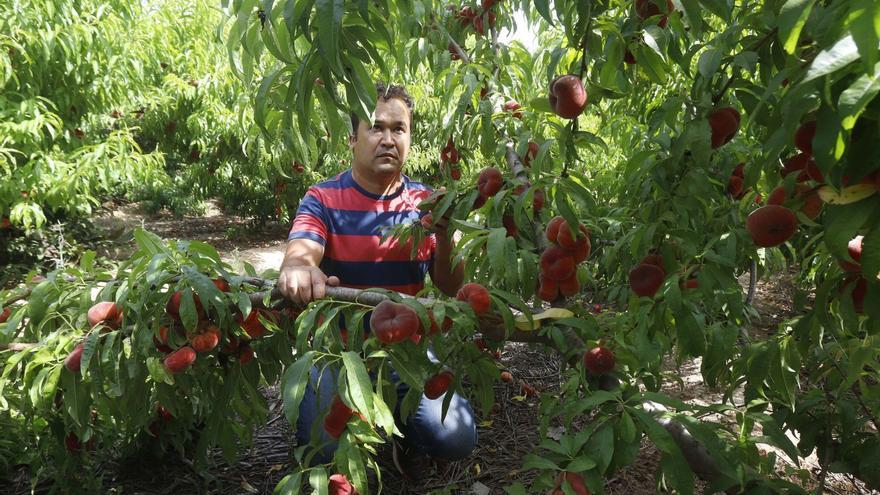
left=289, top=169, right=435, bottom=295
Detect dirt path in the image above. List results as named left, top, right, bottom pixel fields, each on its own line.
left=93, top=200, right=288, bottom=274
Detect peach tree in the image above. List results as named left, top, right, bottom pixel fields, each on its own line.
left=0, top=232, right=305, bottom=490
left=223, top=0, right=880, bottom=493
left=0, top=0, right=877, bottom=492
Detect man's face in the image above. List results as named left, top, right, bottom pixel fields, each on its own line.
left=350, top=98, right=411, bottom=179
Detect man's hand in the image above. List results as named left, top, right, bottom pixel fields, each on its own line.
left=278, top=265, right=340, bottom=305
left=429, top=211, right=453, bottom=240
left=425, top=188, right=465, bottom=297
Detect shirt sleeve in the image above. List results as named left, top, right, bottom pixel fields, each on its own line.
left=288, top=188, right=328, bottom=245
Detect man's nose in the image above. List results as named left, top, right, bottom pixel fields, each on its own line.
left=379, top=128, right=394, bottom=146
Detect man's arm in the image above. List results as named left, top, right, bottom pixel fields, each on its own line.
left=429, top=219, right=465, bottom=297
left=278, top=239, right=338, bottom=305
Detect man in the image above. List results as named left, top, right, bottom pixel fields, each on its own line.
left=277, top=82, right=476, bottom=478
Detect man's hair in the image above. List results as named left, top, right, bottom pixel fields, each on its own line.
left=350, top=82, right=414, bottom=136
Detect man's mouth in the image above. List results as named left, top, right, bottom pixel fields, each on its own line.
left=377, top=153, right=396, bottom=159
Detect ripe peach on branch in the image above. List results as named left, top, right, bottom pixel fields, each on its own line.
left=164, top=346, right=197, bottom=374
left=370, top=300, right=420, bottom=344
left=87, top=301, right=123, bottom=329
left=708, top=107, right=740, bottom=149
left=548, top=75, right=588, bottom=119
left=456, top=283, right=491, bottom=315
left=628, top=263, right=665, bottom=297
left=424, top=370, right=454, bottom=399
left=583, top=347, right=615, bottom=374
left=746, top=205, right=798, bottom=247
left=64, top=343, right=85, bottom=374
left=477, top=167, right=503, bottom=198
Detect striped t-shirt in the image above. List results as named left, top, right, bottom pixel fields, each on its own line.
left=289, top=169, right=436, bottom=295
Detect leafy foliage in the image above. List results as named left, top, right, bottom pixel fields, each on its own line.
left=224, top=0, right=880, bottom=492
left=1, top=0, right=879, bottom=492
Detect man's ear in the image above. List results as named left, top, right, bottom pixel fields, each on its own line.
left=348, top=132, right=356, bottom=148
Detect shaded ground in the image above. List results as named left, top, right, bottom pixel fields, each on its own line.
left=92, top=200, right=289, bottom=274
left=5, top=202, right=877, bottom=494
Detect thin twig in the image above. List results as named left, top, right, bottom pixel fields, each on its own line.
left=827, top=358, right=880, bottom=432
left=448, top=35, right=470, bottom=64
left=712, top=27, right=778, bottom=104
left=578, top=18, right=593, bottom=79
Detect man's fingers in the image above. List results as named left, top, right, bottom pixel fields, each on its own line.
left=279, top=273, right=298, bottom=302
left=278, top=267, right=334, bottom=304
left=298, top=276, right=313, bottom=304
left=311, top=275, right=326, bottom=300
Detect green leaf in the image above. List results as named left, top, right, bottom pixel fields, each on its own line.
left=340, top=433, right=369, bottom=489
left=568, top=390, right=617, bottom=417
left=346, top=55, right=378, bottom=123
left=631, top=408, right=695, bottom=492
left=281, top=351, right=315, bottom=427
left=179, top=287, right=200, bottom=333
left=633, top=43, right=667, bottom=84
left=822, top=204, right=872, bottom=260
left=698, top=0, right=732, bottom=21
left=315, top=0, right=344, bottom=63
left=573, top=131, right=608, bottom=152
left=753, top=413, right=800, bottom=464
left=680, top=0, right=703, bottom=36
left=522, top=453, right=561, bottom=470
left=566, top=455, right=597, bottom=472
left=528, top=96, right=553, bottom=113
left=849, top=0, right=880, bottom=72
left=503, top=483, right=529, bottom=495
left=804, top=35, right=861, bottom=83
left=861, top=227, right=880, bottom=279
left=146, top=356, right=173, bottom=385
left=838, top=62, right=880, bottom=130
left=620, top=409, right=637, bottom=442
left=41, top=365, right=62, bottom=410
left=28, top=366, right=50, bottom=409
left=27, top=281, right=51, bottom=327
left=534, top=0, right=552, bottom=24
left=480, top=100, right=494, bottom=157
left=555, top=194, right=579, bottom=239
left=80, top=332, right=100, bottom=375
left=591, top=424, right=616, bottom=473
left=274, top=472, right=303, bottom=495
left=254, top=67, right=285, bottom=137
left=778, top=0, right=816, bottom=54
left=642, top=26, right=666, bottom=62
left=341, top=351, right=374, bottom=422
left=675, top=309, right=705, bottom=357
left=487, top=227, right=507, bottom=277
left=308, top=466, right=329, bottom=495
left=697, top=48, right=722, bottom=79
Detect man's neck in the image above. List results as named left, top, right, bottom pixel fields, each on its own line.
left=351, top=168, right=402, bottom=196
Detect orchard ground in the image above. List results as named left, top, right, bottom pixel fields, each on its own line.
left=3, top=201, right=871, bottom=495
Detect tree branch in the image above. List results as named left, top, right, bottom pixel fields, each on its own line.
left=0, top=343, right=37, bottom=351
left=448, top=35, right=470, bottom=64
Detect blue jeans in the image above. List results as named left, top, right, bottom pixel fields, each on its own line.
left=295, top=362, right=478, bottom=464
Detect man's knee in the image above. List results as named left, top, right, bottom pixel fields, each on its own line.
left=402, top=391, right=478, bottom=461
